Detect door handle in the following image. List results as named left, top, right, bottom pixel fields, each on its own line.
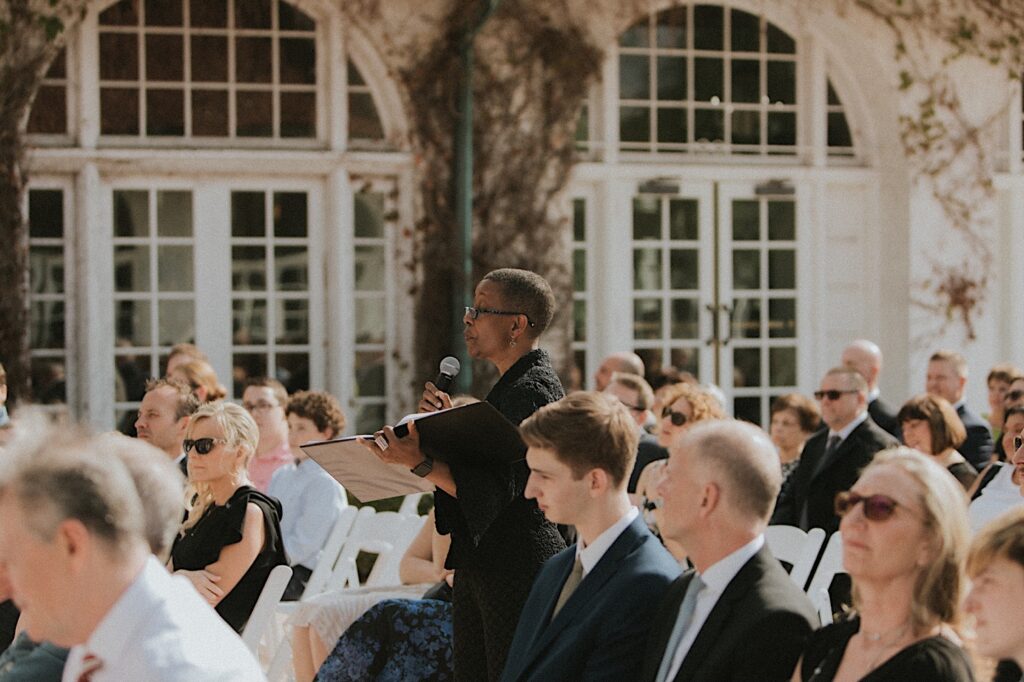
left=720, top=303, right=733, bottom=346
left=704, top=303, right=719, bottom=346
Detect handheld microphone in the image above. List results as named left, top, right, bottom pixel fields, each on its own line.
left=434, top=356, right=461, bottom=393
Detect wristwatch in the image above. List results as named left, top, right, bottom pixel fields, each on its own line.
left=411, top=456, right=434, bottom=477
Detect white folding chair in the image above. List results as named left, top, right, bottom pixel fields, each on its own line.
left=805, top=531, right=845, bottom=623
left=298, top=506, right=359, bottom=602
left=764, top=525, right=826, bottom=590
left=327, top=508, right=426, bottom=591
left=398, top=492, right=428, bottom=515
left=242, top=564, right=293, bottom=654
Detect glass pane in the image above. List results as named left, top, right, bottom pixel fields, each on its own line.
left=694, top=58, right=723, bottom=102
left=274, top=246, right=308, bottom=291
left=114, top=190, right=149, bottom=237
left=635, top=348, right=662, bottom=377
left=273, top=192, right=307, bottom=237
left=145, top=34, right=183, bottom=81
left=620, top=106, right=650, bottom=143
left=279, top=2, right=315, bottom=30
left=356, top=403, right=386, bottom=435
left=101, top=1, right=138, bottom=25
left=191, top=0, right=227, bottom=28
left=732, top=200, right=759, bottom=241
left=828, top=112, right=853, bottom=148
left=693, top=5, right=723, bottom=50
left=669, top=250, right=698, bottom=290
left=30, top=301, right=65, bottom=349
left=619, top=55, right=650, bottom=100
left=232, top=192, right=265, bottom=237
left=656, top=7, right=686, bottom=48
left=355, top=193, right=385, bottom=238
left=576, top=104, right=588, bottom=144
left=280, top=92, right=316, bottom=138
left=158, top=299, right=194, bottom=345
left=633, top=298, right=662, bottom=339
left=355, top=351, right=386, bottom=395
left=276, top=299, right=309, bottom=343
left=235, top=0, right=272, bottom=29
left=731, top=110, right=760, bottom=145
left=657, top=57, right=686, bottom=100
left=694, top=109, right=724, bottom=142
left=191, top=36, right=228, bottom=82
left=101, top=88, right=140, bottom=135
left=30, top=246, right=64, bottom=294
left=670, top=298, right=698, bottom=339
left=770, top=347, right=797, bottom=387
left=231, top=246, right=267, bottom=290
left=731, top=9, right=760, bottom=51
left=32, top=358, right=67, bottom=404
left=573, top=299, right=587, bottom=342
left=146, top=88, right=185, bottom=137
left=669, top=199, right=698, bottom=240
left=116, top=299, right=151, bottom=344
left=280, top=38, right=316, bottom=84
left=731, top=297, right=761, bottom=339
left=733, top=347, right=761, bottom=387
left=768, top=250, right=796, bottom=289
left=767, top=61, right=796, bottom=104
left=572, top=350, right=586, bottom=391
left=572, top=249, right=586, bottom=291
left=157, top=191, right=192, bottom=237
left=233, top=298, right=267, bottom=344
left=731, top=60, right=759, bottom=103
left=633, top=197, right=660, bottom=240
left=349, top=92, right=384, bottom=139
left=100, top=33, right=138, bottom=80
left=732, top=249, right=760, bottom=290
left=28, top=190, right=63, bottom=238
left=769, top=298, right=797, bottom=338
left=115, top=245, right=150, bottom=292
left=827, top=80, right=841, bottom=106
left=619, top=19, right=649, bottom=48
left=276, top=353, right=310, bottom=394
left=145, top=0, right=181, bottom=26
left=767, top=111, right=796, bottom=146
left=768, top=201, right=795, bottom=240
left=192, top=89, right=229, bottom=136
left=657, top=108, right=686, bottom=144
left=236, top=91, right=273, bottom=137
left=572, top=199, right=586, bottom=241
left=356, top=297, right=386, bottom=344
left=669, top=347, right=699, bottom=377
left=114, top=354, right=152, bottom=402
left=157, top=246, right=193, bottom=290
left=734, top=396, right=761, bottom=425
left=45, top=50, right=66, bottom=78
left=767, top=24, right=796, bottom=54
left=27, top=85, right=67, bottom=134
left=633, top=248, right=662, bottom=289
left=232, top=353, right=267, bottom=397
left=355, top=245, right=386, bottom=290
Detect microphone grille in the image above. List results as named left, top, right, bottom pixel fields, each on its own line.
left=439, top=356, right=461, bottom=376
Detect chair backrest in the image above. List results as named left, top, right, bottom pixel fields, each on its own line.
left=327, top=508, right=427, bottom=590
left=806, top=530, right=845, bottom=598
left=301, top=505, right=359, bottom=600
left=398, top=492, right=427, bottom=515
left=764, top=525, right=826, bottom=590
left=241, top=564, right=293, bottom=653
left=365, top=514, right=427, bottom=586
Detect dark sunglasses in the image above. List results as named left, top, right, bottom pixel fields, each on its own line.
left=834, top=491, right=901, bottom=522
left=183, top=437, right=227, bottom=455
left=661, top=407, right=688, bottom=427
left=1007, top=390, right=1024, bottom=402
left=814, top=389, right=859, bottom=401
left=1015, top=436, right=1023, bottom=451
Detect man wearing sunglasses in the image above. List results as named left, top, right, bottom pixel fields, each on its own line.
left=925, top=349, right=993, bottom=469
left=603, top=372, right=668, bottom=495
left=771, top=367, right=898, bottom=535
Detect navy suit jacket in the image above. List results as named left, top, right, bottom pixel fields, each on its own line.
left=501, top=514, right=680, bottom=682
left=868, top=396, right=901, bottom=439
left=957, top=403, right=994, bottom=469
left=629, top=432, right=669, bottom=493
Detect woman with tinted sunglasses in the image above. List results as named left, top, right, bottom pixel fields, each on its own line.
left=795, top=447, right=975, bottom=681
left=168, top=401, right=287, bottom=633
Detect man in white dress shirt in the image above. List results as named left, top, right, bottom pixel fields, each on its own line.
left=643, top=420, right=816, bottom=682
left=0, top=424, right=264, bottom=681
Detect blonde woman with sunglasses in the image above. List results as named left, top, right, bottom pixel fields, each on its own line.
left=169, top=401, right=288, bottom=633
left=794, top=447, right=974, bottom=681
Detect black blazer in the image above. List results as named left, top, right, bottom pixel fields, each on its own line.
left=771, top=417, right=898, bottom=533
left=868, top=397, right=901, bottom=439
left=642, top=546, right=817, bottom=682
left=501, top=515, right=680, bottom=681
left=629, top=432, right=669, bottom=493
left=957, top=403, right=994, bottom=469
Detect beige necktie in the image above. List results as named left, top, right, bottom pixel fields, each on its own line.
left=551, top=556, right=584, bottom=618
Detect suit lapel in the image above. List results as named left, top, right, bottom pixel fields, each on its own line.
left=809, top=422, right=861, bottom=485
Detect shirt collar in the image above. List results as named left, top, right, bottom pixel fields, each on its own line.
left=576, top=507, right=639, bottom=576
left=867, top=387, right=880, bottom=403
left=79, top=556, right=160, bottom=667
left=698, top=534, right=764, bottom=595
left=829, top=410, right=868, bottom=442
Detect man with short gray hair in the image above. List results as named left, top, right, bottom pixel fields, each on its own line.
left=643, top=420, right=816, bottom=681
left=0, top=426, right=264, bottom=681
left=926, top=349, right=993, bottom=467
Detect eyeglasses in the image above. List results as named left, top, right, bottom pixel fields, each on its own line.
left=814, top=389, right=859, bottom=401
left=464, top=307, right=535, bottom=327
left=243, top=401, right=279, bottom=413
left=1006, top=390, right=1024, bottom=403
left=183, top=437, right=228, bottom=455
left=661, top=407, right=688, bottom=427
left=834, top=491, right=902, bottom=522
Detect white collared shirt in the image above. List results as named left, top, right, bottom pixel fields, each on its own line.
left=575, top=507, right=639, bottom=576
left=867, top=387, right=880, bottom=403
left=62, top=556, right=265, bottom=682
left=829, top=410, right=868, bottom=445
left=268, top=457, right=347, bottom=568
left=663, top=534, right=765, bottom=680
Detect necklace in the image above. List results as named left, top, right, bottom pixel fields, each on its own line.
left=862, top=619, right=912, bottom=672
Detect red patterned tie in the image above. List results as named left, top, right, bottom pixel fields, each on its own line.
left=77, top=652, right=103, bottom=682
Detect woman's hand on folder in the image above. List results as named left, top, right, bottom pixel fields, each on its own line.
left=364, top=421, right=424, bottom=469
left=419, top=382, right=453, bottom=413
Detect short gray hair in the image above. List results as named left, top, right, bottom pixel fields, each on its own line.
left=677, top=419, right=781, bottom=523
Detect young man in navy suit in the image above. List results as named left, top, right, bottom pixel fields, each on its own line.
left=501, top=392, right=680, bottom=682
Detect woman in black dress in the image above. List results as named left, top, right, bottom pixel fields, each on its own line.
left=368, top=268, right=566, bottom=681
left=898, top=394, right=978, bottom=490
left=170, top=401, right=287, bottom=633
left=796, top=447, right=974, bottom=681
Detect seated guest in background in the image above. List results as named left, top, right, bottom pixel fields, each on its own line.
left=645, top=420, right=816, bottom=681
left=769, top=393, right=821, bottom=484
left=898, top=393, right=977, bottom=490
left=0, top=422, right=263, bottom=680
left=992, top=404, right=1024, bottom=461
left=1005, top=376, right=1024, bottom=412
left=169, top=358, right=228, bottom=404
left=593, top=351, right=645, bottom=392
left=269, top=390, right=349, bottom=601
left=134, top=378, right=199, bottom=477
left=985, top=364, right=1020, bottom=438
left=502, top=392, right=680, bottom=681
left=603, top=372, right=668, bottom=495
left=772, top=367, right=898, bottom=534
left=795, top=448, right=974, bottom=681
left=165, top=342, right=209, bottom=377
left=841, top=340, right=901, bottom=439
left=926, top=349, right=994, bottom=468
left=966, top=506, right=1024, bottom=682
left=242, top=377, right=294, bottom=492
left=969, top=416, right=1024, bottom=534
left=648, top=366, right=694, bottom=423
left=170, top=401, right=288, bottom=633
